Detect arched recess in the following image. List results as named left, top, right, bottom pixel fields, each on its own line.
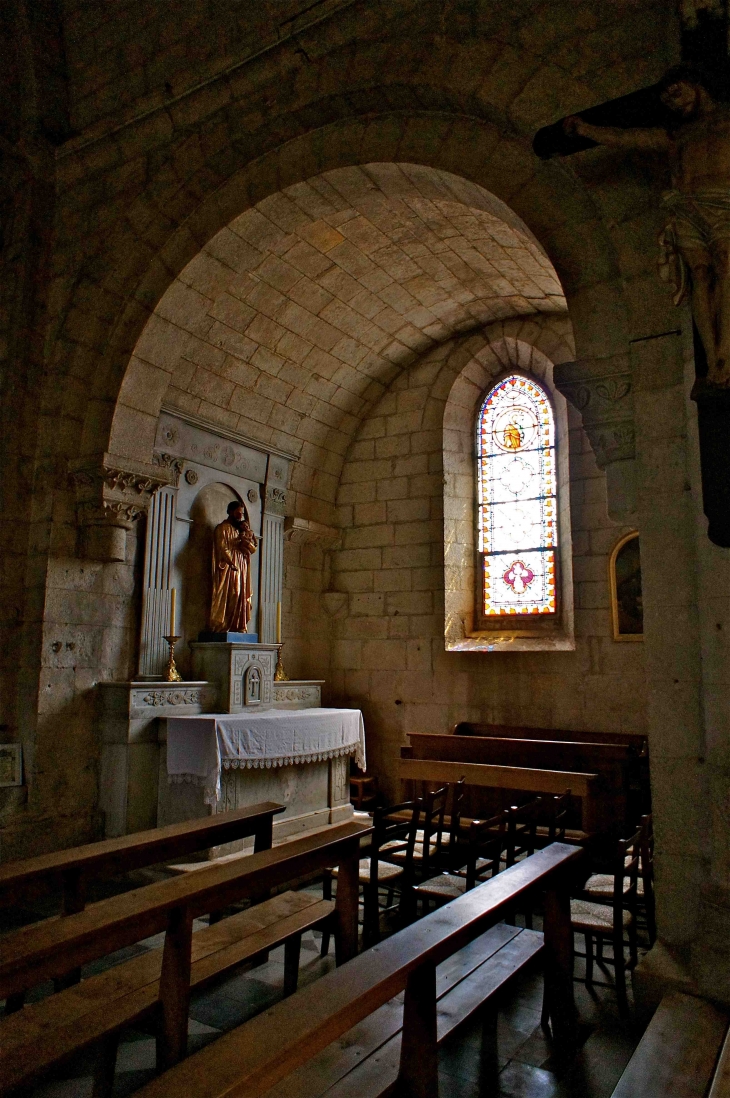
left=443, top=334, right=574, bottom=652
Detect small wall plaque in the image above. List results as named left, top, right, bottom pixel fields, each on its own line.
left=0, top=744, right=22, bottom=786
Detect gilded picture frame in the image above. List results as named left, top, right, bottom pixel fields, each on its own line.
left=609, top=531, right=643, bottom=642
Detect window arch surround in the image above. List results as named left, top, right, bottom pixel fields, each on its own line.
left=476, top=372, right=557, bottom=622
left=443, top=337, right=575, bottom=653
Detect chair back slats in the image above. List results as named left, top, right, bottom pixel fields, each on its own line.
left=615, top=826, right=642, bottom=922
left=464, top=812, right=507, bottom=890
left=505, top=798, right=542, bottom=868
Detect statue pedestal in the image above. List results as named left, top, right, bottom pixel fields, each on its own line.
left=198, top=632, right=258, bottom=643
left=190, top=641, right=279, bottom=711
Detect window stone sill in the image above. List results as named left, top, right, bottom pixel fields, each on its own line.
left=445, top=634, right=576, bottom=653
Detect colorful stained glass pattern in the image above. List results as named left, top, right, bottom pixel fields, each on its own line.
left=477, top=374, right=557, bottom=615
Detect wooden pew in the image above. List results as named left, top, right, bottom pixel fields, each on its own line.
left=610, top=992, right=730, bottom=1097
left=453, top=721, right=648, bottom=752
left=408, top=731, right=644, bottom=836
left=0, top=801, right=287, bottom=914
left=0, top=820, right=370, bottom=1096
left=399, top=756, right=599, bottom=834
left=133, top=843, right=583, bottom=1098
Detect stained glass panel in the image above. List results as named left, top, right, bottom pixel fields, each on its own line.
left=477, top=374, right=557, bottom=616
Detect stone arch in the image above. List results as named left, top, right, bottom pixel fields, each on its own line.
left=52, top=107, right=627, bottom=474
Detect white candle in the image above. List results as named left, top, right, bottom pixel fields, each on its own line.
left=276, top=600, right=282, bottom=644
left=169, top=588, right=176, bottom=636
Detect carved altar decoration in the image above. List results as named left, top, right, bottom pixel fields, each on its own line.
left=69, top=452, right=176, bottom=562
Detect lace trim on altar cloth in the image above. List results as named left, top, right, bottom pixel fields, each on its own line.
left=167, top=741, right=364, bottom=806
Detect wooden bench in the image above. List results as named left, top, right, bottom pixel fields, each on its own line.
left=454, top=721, right=648, bottom=753
left=610, top=991, right=730, bottom=1097
left=133, top=842, right=584, bottom=1098
left=0, top=800, right=286, bottom=914
left=399, top=756, right=599, bottom=833
left=0, top=820, right=370, bottom=1096
left=408, top=731, right=646, bottom=837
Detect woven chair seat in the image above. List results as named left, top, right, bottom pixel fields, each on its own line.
left=381, top=840, right=437, bottom=863
left=584, top=873, right=644, bottom=901
left=415, top=874, right=467, bottom=901
left=331, top=858, right=403, bottom=885
left=415, top=830, right=451, bottom=845
left=571, top=899, right=633, bottom=933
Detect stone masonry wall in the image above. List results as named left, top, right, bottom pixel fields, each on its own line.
left=327, top=327, right=647, bottom=799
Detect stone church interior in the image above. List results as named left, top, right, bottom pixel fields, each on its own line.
left=3, top=1, right=730, bottom=1095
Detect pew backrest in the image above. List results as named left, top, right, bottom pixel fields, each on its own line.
left=0, top=801, right=286, bottom=912
left=133, top=842, right=583, bottom=1098
left=0, top=820, right=370, bottom=1000
left=398, top=757, right=599, bottom=834
left=453, top=722, right=648, bottom=754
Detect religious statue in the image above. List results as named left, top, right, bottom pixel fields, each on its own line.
left=564, top=64, right=730, bottom=387
left=209, top=500, right=258, bottom=634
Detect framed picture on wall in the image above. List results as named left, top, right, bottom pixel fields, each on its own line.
left=0, top=743, right=22, bottom=786
left=609, top=532, right=643, bottom=641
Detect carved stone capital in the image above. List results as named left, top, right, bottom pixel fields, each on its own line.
left=152, top=451, right=185, bottom=485
left=69, top=453, right=176, bottom=561
left=266, top=485, right=288, bottom=516
left=553, top=361, right=635, bottom=468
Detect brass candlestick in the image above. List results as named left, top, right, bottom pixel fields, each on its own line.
left=163, top=635, right=183, bottom=682
left=274, top=643, right=289, bottom=682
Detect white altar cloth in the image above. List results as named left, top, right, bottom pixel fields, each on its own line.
left=166, top=708, right=366, bottom=805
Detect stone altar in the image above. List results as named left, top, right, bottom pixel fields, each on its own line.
left=158, top=707, right=364, bottom=846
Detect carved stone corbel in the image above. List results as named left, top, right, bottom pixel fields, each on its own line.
left=69, top=452, right=177, bottom=562
left=554, top=359, right=637, bottom=519
left=283, top=516, right=340, bottom=547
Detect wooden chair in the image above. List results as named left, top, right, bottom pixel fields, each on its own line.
left=414, top=810, right=507, bottom=910
left=581, top=813, right=655, bottom=946
left=536, top=790, right=572, bottom=847
left=380, top=785, right=448, bottom=878
left=320, top=798, right=420, bottom=952
left=350, top=772, right=379, bottom=810
left=570, top=826, right=642, bottom=1015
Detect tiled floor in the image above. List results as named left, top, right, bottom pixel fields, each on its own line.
left=3, top=879, right=643, bottom=1098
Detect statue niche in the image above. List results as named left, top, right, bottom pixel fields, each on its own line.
left=180, top=482, right=241, bottom=657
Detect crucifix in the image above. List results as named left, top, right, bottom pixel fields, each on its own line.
left=533, top=2, right=730, bottom=546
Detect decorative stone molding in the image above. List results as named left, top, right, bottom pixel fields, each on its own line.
left=152, top=451, right=185, bottom=485
left=553, top=362, right=635, bottom=468
left=272, top=681, right=323, bottom=706
left=284, top=516, right=339, bottom=546
left=137, top=686, right=216, bottom=707
left=266, top=485, right=288, bottom=516
left=69, top=453, right=176, bottom=562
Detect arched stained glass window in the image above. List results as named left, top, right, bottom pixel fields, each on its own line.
left=477, top=373, right=557, bottom=617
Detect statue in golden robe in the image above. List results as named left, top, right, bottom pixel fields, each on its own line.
left=209, top=501, right=258, bottom=634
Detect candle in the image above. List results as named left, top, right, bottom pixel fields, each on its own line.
left=169, top=588, right=177, bottom=636
left=276, top=600, right=281, bottom=644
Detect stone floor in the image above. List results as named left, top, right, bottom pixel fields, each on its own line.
left=3, top=879, right=643, bottom=1098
